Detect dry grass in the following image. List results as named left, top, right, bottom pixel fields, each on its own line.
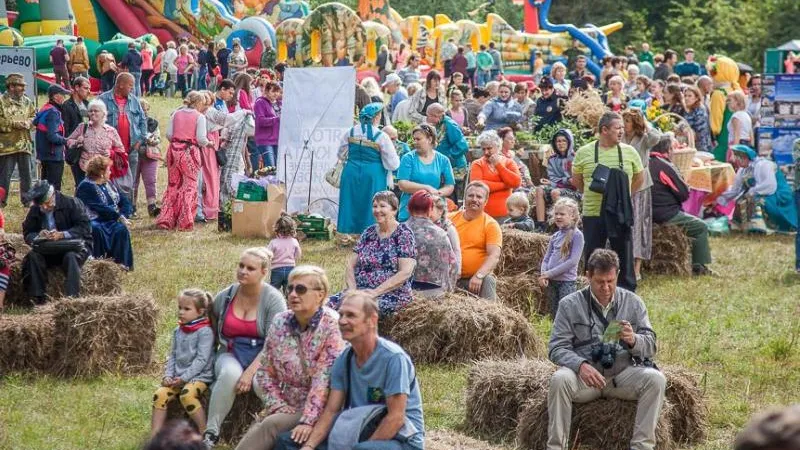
left=426, top=429, right=505, bottom=450
left=496, top=230, right=550, bottom=277
left=0, top=312, right=55, bottom=373
left=5, top=259, right=125, bottom=308
left=662, top=365, right=710, bottom=445
left=644, top=224, right=693, bottom=276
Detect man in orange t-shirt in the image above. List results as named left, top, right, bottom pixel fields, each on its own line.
left=448, top=181, right=502, bottom=300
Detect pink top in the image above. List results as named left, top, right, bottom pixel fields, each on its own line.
left=449, top=108, right=465, bottom=127
left=222, top=296, right=259, bottom=338
left=175, top=54, right=194, bottom=75
left=238, top=89, right=253, bottom=111
left=267, top=236, right=302, bottom=269
left=141, top=48, right=154, bottom=71
left=67, top=123, right=124, bottom=171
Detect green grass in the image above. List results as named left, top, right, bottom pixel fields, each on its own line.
left=0, top=96, right=798, bottom=449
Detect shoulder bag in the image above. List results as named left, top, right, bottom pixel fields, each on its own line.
left=588, top=141, right=624, bottom=194
left=32, top=238, right=86, bottom=256
left=65, top=123, right=87, bottom=166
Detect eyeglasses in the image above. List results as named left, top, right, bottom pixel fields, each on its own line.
left=287, top=284, right=321, bottom=295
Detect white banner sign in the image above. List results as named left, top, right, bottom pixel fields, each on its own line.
left=277, top=66, right=355, bottom=220
left=0, top=47, right=37, bottom=100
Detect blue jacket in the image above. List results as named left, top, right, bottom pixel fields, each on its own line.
left=97, top=90, right=147, bottom=151
left=75, top=179, right=133, bottom=221
left=32, top=102, right=67, bottom=162
left=481, top=97, right=522, bottom=130
left=436, top=115, right=469, bottom=169
left=121, top=49, right=143, bottom=73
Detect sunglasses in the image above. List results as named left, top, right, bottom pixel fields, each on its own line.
left=287, top=284, right=321, bottom=295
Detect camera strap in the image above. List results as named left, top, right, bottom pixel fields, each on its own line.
left=582, top=287, right=609, bottom=331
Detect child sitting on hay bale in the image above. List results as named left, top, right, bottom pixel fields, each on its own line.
left=539, top=198, right=583, bottom=318
left=501, top=193, right=535, bottom=232
left=151, top=289, right=215, bottom=437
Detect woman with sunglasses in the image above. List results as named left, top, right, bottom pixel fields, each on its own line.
left=237, top=266, right=345, bottom=450
left=203, top=248, right=287, bottom=448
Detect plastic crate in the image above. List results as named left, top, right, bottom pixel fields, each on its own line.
left=296, top=215, right=329, bottom=232
left=235, top=182, right=268, bottom=202
left=302, top=230, right=331, bottom=240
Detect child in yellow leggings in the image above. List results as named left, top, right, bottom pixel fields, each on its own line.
left=151, top=289, right=216, bottom=436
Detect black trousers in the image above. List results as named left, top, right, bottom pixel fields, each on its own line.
left=40, top=160, right=64, bottom=191
left=582, top=216, right=637, bottom=292
left=23, top=250, right=87, bottom=300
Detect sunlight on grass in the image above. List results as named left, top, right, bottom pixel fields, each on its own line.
left=0, top=97, right=797, bottom=450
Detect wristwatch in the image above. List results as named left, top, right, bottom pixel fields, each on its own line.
left=475, top=272, right=486, bottom=280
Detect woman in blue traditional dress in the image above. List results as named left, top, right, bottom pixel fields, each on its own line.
left=717, top=145, right=797, bottom=233
left=76, top=155, right=134, bottom=270
left=336, top=102, right=400, bottom=234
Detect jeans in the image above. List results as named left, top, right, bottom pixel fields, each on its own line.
left=270, top=266, right=293, bottom=293
left=547, top=280, right=576, bottom=319
left=477, top=70, right=491, bottom=87
left=251, top=144, right=276, bottom=172
left=206, top=352, right=249, bottom=436
left=177, top=73, right=189, bottom=98
left=275, top=432, right=416, bottom=450
left=196, top=66, right=208, bottom=90
left=795, top=190, right=800, bottom=269
left=490, top=69, right=500, bottom=81
left=130, top=71, right=142, bottom=97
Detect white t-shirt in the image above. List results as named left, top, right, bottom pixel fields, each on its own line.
left=728, top=110, right=752, bottom=144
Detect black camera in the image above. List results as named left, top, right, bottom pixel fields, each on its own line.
left=590, top=342, right=618, bottom=369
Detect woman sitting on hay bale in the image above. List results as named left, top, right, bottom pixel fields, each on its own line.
left=237, top=266, right=345, bottom=450
left=405, top=191, right=458, bottom=297
left=468, top=130, right=522, bottom=221
left=75, top=156, right=134, bottom=271
left=203, top=248, right=288, bottom=448
left=329, top=191, right=417, bottom=318
left=431, top=195, right=461, bottom=277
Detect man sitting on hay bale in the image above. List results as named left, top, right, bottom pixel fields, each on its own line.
left=22, top=180, right=92, bottom=304
left=275, top=291, right=424, bottom=450
left=449, top=181, right=501, bottom=300
left=547, top=249, right=665, bottom=450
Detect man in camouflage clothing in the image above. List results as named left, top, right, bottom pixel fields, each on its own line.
left=0, top=73, right=36, bottom=206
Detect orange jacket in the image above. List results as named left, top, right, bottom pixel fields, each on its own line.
left=469, top=156, right=522, bottom=218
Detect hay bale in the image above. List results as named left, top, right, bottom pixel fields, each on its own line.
left=5, top=258, right=125, bottom=308
left=425, top=429, right=506, bottom=450
left=516, top=396, right=675, bottom=450
left=4, top=233, right=31, bottom=257
left=165, top=390, right=263, bottom=444
left=496, top=274, right=544, bottom=319
left=497, top=230, right=550, bottom=276
left=662, top=366, right=709, bottom=445
left=49, top=294, right=157, bottom=377
left=644, top=224, right=692, bottom=276
left=0, top=312, right=55, bottom=372
left=381, top=293, right=541, bottom=364
left=465, top=359, right=556, bottom=440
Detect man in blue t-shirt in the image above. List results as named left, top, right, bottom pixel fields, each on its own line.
left=275, top=292, right=425, bottom=450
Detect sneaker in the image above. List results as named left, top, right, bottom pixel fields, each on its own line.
left=202, top=432, right=218, bottom=449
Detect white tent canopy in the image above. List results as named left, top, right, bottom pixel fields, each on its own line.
left=777, top=40, right=800, bottom=51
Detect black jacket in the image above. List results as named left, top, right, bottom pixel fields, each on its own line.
left=649, top=155, right=690, bottom=224
left=61, top=97, right=89, bottom=137
left=23, top=192, right=93, bottom=256
left=600, top=168, right=633, bottom=239
left=533, top=94, right=563, bottom=131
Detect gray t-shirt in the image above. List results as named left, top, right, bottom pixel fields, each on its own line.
left=331, top=338, right=424, bottom=449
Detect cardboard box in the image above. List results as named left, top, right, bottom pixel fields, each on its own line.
left=231, top=184, right=287, bottom=238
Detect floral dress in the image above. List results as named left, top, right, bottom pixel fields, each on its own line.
left=329, top=223, right=416, bottom=317
left=684, top=106, right=713, bottom=153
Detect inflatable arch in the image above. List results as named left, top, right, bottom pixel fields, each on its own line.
left=300, top=2, right=365, bottom=67
left=275, top=18, right=304, bottom=65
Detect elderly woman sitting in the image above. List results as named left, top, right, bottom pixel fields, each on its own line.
left=75, top=155, right=134, bottom=270
left=237, top=266, right=345, bottom=450
left=405, top=191, right=458, bottom=297
left=716, top=145, right=797, bottom=233
left=468, top=130, right=522, bottom=220
left=329, top=191, right=416, bottom=318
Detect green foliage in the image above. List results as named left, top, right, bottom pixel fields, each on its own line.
left=525, top=119, right=593, bottom=150
left=393, top=120, right=414, bottom=144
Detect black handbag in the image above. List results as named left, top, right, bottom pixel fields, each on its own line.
left=589, top=141, right=624, bottom=194
left=65, top=123, right=87, bottom=166
left=215, top=148, right=228, bottom=167
left=32, top=238, right=86, bottom=256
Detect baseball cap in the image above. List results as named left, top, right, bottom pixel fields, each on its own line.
left=382, top=73, right=402, bottom=87
left=47, top=84, right=71, bottom=97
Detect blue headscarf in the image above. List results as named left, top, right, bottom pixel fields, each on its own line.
left=731, top=144, right=757, bottom=161
left=358, top=102, right=384, bottom=140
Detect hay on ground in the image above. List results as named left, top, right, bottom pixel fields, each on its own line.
left=166, top=390, right=263, bottom=444
left=644, top=224, right=692, bottom=276
left=465, top=359, right=556, bottom=440
left=497, top=230, right=550, bottom=276
left=496, top=274, right=545, bottom=319
left=380, top=293, right=541, bottom=364
left=662, top=365, right=709, bottom=445
left=5, top=258, right=125, bottom=308
left=425, top=429, right=506, bottom=450
left=516, top=395, right=675, bottom=450
left=0, top=312, right=55, bottom=372
left=49, top=294, right=158, bottom=377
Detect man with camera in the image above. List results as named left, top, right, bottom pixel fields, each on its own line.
left=547, top=249, right=665, bottom=450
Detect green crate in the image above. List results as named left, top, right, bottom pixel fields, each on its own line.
left=302, top=230, right=330, bottom=240
left=235, top=182, right=268, bottom=202
left=296, top=215, right=329, bottom=232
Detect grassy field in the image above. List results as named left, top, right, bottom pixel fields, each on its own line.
left=0, top=96, right=798, bottom=450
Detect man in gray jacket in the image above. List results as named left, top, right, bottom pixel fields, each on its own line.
left=547, top=249, right=665, bottom=450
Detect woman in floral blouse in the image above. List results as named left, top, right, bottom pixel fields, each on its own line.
left=238, top=266, right=345, bottom=450
left=329, top=191, right=417, bottom=317
left=406, top=190, right=457, bottom=297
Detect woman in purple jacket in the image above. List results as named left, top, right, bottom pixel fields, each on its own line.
left=252, top=81, right=281, bottom=171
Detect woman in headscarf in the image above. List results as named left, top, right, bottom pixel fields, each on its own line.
left=336, top=102, right=400, bottom=235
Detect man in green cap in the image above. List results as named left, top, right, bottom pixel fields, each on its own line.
left=0, top=73, right=36, bottom=207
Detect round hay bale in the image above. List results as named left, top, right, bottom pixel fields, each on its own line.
left=497, top=230, right=550, bottom=276
left=643, top=224, right=692, bottom=276
left=4, top=258, right=125, bottom=308
left=49, top=294, right=158, bottom=377
left=426, top=429, right=506, bottom=450
left=381, top=293, right=542, bottom=364
left=516, top=395, right=676, bottom=450
left=496, top=274, right=545, bottom=319
left=662, top=366, right=709, bottom=445
left=0, top=312, right=55, bottom=372
left=465, top=358, right=556, bottom=440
